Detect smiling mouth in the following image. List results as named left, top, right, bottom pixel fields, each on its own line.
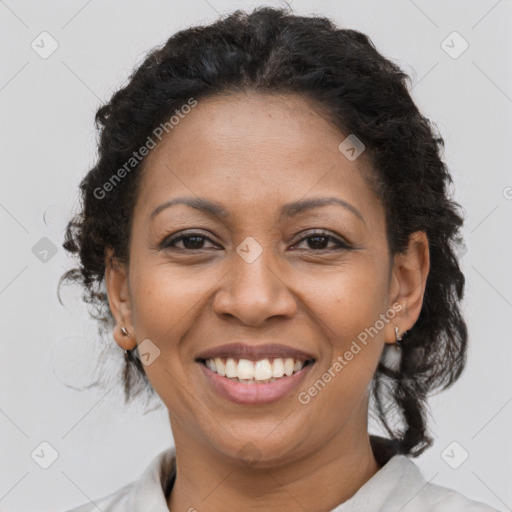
left=196, top=357, right=316, bottom=384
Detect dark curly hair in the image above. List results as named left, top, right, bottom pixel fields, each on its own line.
left=58, top=5, right=468, bottom=457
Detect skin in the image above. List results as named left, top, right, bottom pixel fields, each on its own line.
left=105, top=92, right=430, bottom=512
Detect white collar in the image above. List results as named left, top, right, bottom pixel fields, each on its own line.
left=103, top=446, right=496, bottom=512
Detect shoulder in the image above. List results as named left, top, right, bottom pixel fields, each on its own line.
left=365, top=438, right=500, bottom=512
left=64, top=481, right=134, bottom=512
left=64, top=447, right=175, bottom=512
left=384, top=456, right=501, bottom=512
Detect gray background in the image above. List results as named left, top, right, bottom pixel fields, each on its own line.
left=1, top=0, right=511, bottom=510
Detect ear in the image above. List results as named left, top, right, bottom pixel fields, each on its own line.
left=384, top=231, right=430, bottom=345
left=104, top=247, right=136, bottom=350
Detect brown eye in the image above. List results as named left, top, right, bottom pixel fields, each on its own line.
left=293, top=230, right=351, bottom=251
left=161, top=231, right=218, bottom=251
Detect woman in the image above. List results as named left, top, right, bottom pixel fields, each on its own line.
left=61, top=6, right=500, bottom=511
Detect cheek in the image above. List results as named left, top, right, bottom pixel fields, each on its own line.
left=292, top=271, right=388, bottom=450
left=298, top=258, right=388, bottom=347
left=129, top=263, right=210, bottom=342
left=297, top=259, right=388, bottom=405
left=127, top=263, right=206, bottom=409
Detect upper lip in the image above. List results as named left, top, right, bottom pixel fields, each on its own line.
left=195, top=343, right=316, bottom=362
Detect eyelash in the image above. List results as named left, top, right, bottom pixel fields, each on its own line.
left=161, top=229, right=352, bottom=252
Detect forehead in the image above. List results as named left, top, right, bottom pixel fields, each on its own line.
left=135, top=92, right=380, bottom=222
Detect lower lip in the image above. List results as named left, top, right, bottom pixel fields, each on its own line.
left=197, top=361, right=315, bottom=405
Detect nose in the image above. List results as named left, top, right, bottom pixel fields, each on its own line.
left=212, top=247, right=297, bottom=326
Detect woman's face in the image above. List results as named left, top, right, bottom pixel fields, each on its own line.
left=106, top=92, right=427, bottom=467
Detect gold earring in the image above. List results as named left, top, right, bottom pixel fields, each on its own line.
left=121, top=326, right=130, bottom=337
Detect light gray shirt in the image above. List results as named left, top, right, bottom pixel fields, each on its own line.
left=66, top=447, right=500, bottom=511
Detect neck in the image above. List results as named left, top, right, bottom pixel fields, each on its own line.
left=167, top=415, right=381, bottom=512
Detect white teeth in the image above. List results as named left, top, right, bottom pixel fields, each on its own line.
left=237, top=359, right=254, bottom=380
left=204, top=356, right=310, bottom=382
left=254, top=359, right=272, bottom=380
left=225, top=358, right=238, bottom=378
left=214, top=357, right=225, bottom=377
left=284, top=358, right=294, bottom=376
left=272, top=358, right=285, bottom=378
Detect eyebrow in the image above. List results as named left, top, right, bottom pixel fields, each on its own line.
left=150, top=196, right=365, bottom=224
